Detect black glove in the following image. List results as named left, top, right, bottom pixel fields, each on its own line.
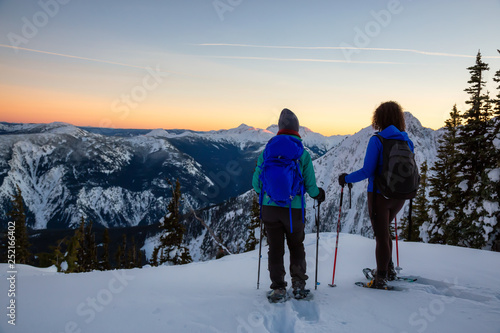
left=338, top=173, right=348, bottom=187
left=314, top=187, right=325, bottom=203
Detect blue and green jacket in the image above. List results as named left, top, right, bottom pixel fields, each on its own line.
left=252, top=134, right=320, bottom=207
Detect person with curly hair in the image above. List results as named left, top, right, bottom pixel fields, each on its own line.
left=338, top=101, right=415, bottom=289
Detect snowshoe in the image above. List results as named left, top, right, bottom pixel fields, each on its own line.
left=365, top=277, right=393, bottom=290
left=355, top=281, right=394, bottom=290
left=291, top=287, right=313, bottom=300
left=363, top=267, right=417, bottom=283
left=267, top=288, right=288, bottom=303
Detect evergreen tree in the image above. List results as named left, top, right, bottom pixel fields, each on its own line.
left=120, top=234, right=128, bottom=268
left=153, top=179, right=192, bottom=265
left=487, top=53, right=500, bottom=251
left=64, top=229, right=83, bottom=273
left=150, top=246, right=160, bottom=267
left=115, top=244, right=123, bottom=269
left=51, top=238, right=66, bottom=272
left=76, top=217, right=86, bottom=271
left=136, top=249, right=145, bottom=267
left=100, top=228, right=111, bottom=270
left=82, top=219, right=98, bottom=272
left=427, top=106, right=462, bottom=244
left=244, top=194, right=260, bottom=252
left=6, top=185, right=31, bottom=264
left=494, top=50, right=500, bottom=119
left=127, top=236, right=137, bottom=268
left=454, top=51, right=495, bottom=248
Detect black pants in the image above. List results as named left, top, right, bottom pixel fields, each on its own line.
left=262, top=205, right=308, bottom=290
left=367, top=192, right=405, bottom=276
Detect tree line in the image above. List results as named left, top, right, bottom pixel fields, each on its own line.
left=403, top=50, right=500, bottom=250
left=1, top=180, right=198, bottom=271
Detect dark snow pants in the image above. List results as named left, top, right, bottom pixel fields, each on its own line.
left=262, top=205, right=308, bottom=290
left=367, top=192, right=405, bottom=276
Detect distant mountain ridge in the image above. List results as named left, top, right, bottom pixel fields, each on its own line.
left=0, top=121, right=345, bottom=230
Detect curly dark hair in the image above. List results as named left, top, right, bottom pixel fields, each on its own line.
left=372, top=101, right=406, bottom=132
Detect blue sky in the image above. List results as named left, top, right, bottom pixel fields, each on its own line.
left=0, top=0, right=499, bottom=134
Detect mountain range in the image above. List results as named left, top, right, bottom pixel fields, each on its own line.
left=143, top=112, right=441, bottom=260
left=0, top=121, right=345, bottom=230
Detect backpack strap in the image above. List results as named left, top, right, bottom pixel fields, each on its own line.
left=297, top=159, right=305, bottom=227
left=371, top=134, right=383, bottom=221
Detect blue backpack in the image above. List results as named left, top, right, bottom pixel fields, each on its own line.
left=258, top=135, right=305, bottom=232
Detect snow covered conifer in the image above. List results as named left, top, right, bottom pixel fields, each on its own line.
left=100, top=228, right=111, bottom=270
left=83, top=219, right=98, bottom=271
left=427, top=106, right=462, bottom=244
left=454, top=51, right=495, bottom=248
left=486, top=56, right=500, bottom=251
left=244, top=193, right=260, bottom=252
left=154, top=179, right=192, bottom=265
left=6, top=185, right=31, bottom=264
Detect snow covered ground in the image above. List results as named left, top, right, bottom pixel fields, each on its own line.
left=1, top=233, right=500, bottom=333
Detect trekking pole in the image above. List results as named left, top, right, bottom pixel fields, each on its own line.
left=329, top=185, right=344, bottom=287
left=348, top=183, right=352, bottom=209
left=315, top=202, right=321, bottom=290
left=394, top=216, right=402, bottom=274
left=257, top=218, right=263, bottom=289
left=408, top=199, right=413, bottom=242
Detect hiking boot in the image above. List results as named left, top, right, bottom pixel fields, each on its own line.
left=373, top=265, right=397, bottom=282
left=291, top=280, right=310, bottom=299
left=292, top=287, right=311, bottom=299
left=267, top=288, right=287, bottom=303
left=388, top=262, right=397, bottom=281
left=366, top=271, right=393, bottom=290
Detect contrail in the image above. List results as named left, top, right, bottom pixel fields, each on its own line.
left=197, top=43, right=500, bottom=59
left=0, top=43, right=154, bottom=70
left=205, top=55, right=406, bottom=65
left=0, top=43, right=194, bottom=77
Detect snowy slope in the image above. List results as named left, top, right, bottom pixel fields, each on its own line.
left=1, top=233, right=499, bottom=333
left=305, top=112, right=440, bottom=236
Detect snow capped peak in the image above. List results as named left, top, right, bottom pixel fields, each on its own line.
left=235, top=123, right=252, bottom=130
left=145, top=128, right=170, bottom=137
left=404, top=111, right=424, bottom=130
left=0, top=121, right=88, bottom=137
left=266, top=124, right=279, bottom=134
left=43, top=122, right=88, bottom=136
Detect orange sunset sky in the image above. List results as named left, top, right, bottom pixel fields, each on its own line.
left=1, top=1, right=499, bottom=135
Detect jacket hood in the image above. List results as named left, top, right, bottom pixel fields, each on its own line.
left=378, top=125, right=409, bottom=141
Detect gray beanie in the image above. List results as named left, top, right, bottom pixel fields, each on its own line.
left=278, top=108, right=300, bottom=133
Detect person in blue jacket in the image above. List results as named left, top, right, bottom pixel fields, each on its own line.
left=339, top=101, right=414, bottom=289
left=253, top=108, right=325, bottom=302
